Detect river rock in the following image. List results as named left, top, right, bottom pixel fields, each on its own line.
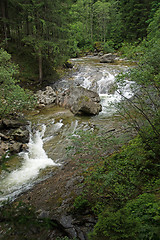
left=53, top=214, right=92, bottom=240
left=0, top=133, right=9, bottom=141
left=9, top=142, right=23, bottom=154
left=57, top=86, right=102, bottom=116
left=36, top=86, right=57, bottom=105
left=11, top=127, right=29, bottom=143
left=0, top=117, right=30, bottom=157
left=98, top=51, right=104, bottom=57
left=36, top=209, right=50, bottom=219
left=63, top=60, right=73, bottom=68
left=0, top=141, right=9, bottom=152
left=100, top=53, right=116, bottom=63
left=2, top=119, right=28, bottom=129
left=71, top=96, right=102, bottom=115
left=0, top=120, right=3, bottom=130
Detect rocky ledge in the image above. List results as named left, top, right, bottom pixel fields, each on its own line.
left=57, top=86, right=102, bottom=115
left=0, top=118, right=29, bottom=158
left=17, top=156, right=96, bottom=240
left=36, top=86, right=102, bottom=116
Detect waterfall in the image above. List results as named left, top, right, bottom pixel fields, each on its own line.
left=0, top=124, right=60, bottom=202
left=75, top=64, right=134, bottom=115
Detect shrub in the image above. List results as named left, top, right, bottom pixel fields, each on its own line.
left=102, top=40, right=115, bottom=53
left=89, top=194, right=160, bottom=240
left=73, top=195, right=90, bottom=213
left=0, top=48, right=35, bottom=117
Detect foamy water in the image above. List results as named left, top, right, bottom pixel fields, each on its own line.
left=0, top=124, right=61, bottom=201
left=75, top=65, right=134, bottom=114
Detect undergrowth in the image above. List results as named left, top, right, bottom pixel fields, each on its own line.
left=68, top=122, right=160, bottom=239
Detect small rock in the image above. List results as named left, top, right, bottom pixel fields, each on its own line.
left=0, top=120, right=4, bottom=130
left=0, top=133, right=9, bottom=141
left=60, top=215, right=74, bottom=229
left=22, top=144, right=28, bottom=151
left=1, top=141, right=9, bottom=151
left=9, top=142, right=22, bottom=154
left=64, top=61, right=73, bottom=68
left=12, top=127, right=29, bottom=143
left=36, top=104, right=45, bottom=109
left=36, top=86, right=57, bottom=105
left=37, top=209, right=50, bottom=219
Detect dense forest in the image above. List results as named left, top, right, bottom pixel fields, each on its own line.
left=0, top=0, right=160, bottom=239
left=0, top=0, right=159, bottom=83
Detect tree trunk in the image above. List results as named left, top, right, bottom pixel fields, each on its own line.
left=1, top=0, right=8, bottom=45
left=26, top=16, right=29, bottom=35
left=38, top=48, right=43, bottom=84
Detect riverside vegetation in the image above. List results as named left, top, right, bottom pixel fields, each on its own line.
left=0, top=1, right=160, bottom=239
left=68, top=7, right=160, bottom=240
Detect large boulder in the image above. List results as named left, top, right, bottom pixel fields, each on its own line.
left=57, top=86, right=102, bottom=116
left=36, top=86, right=57, bottom=105
left=100, top=53, right=116, bottom=63
left=70, top=95, right=102, bottom=115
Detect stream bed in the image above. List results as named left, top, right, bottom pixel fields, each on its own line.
left=0, top=56, right=133, bottom=203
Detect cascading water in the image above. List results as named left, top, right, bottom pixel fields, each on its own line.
left=0, top=123, right=61, bottom=202
left=70, top=57, right=134, bottom=115
left=0, top=56, right=134, bottom=203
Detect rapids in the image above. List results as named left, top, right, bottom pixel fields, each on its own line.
left=0, top=56, right=134, bottom=203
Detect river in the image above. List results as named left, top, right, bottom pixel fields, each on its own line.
left=0, top=56, right=133, bottom=203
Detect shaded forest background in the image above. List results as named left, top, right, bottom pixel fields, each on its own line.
left=0, top=0, right=159, bottom=84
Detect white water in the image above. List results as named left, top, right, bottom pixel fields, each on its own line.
left=0, top=124, right=61, bottom=201
left=73, top=60, right=134, bottom=114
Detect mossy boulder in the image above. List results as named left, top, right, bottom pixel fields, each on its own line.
left=68, top=86, right=102, bottom=115
left=71, top=95, right=102, bottom=115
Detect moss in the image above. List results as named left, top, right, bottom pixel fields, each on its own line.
left=78, top=96, right=90, bottom=105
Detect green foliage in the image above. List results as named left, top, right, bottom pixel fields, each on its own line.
left=148, top=7, right=160, bottom=40
left=89, top=194, right=160, bottom=240
left=1, top=0, right=72, bottom=82
left=119, top=0, right=154, bottom=41
left=119, top=41, right=145, bottom=60
left=68, top=11, right=160, bottom=236
left=94, top=41, right=102, bottom=52
left=69, top=0, right=156, bottom=53
left=69, top=0, right=122, bottom=53
left=69, top=127, right=160, bottom=239
left=115, top=8, right=160, bottom=151
left=102, top=40, right=115, bottom=53
left=73, top=195, right=90, bottom=213
left=0, top=48, right=35, bottom=117
left=77, top=131, right=159, bottom=202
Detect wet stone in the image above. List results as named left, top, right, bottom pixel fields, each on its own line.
left=9, top=142, right=23, bottom=154
left=11, top=127, right=29, bottom=143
